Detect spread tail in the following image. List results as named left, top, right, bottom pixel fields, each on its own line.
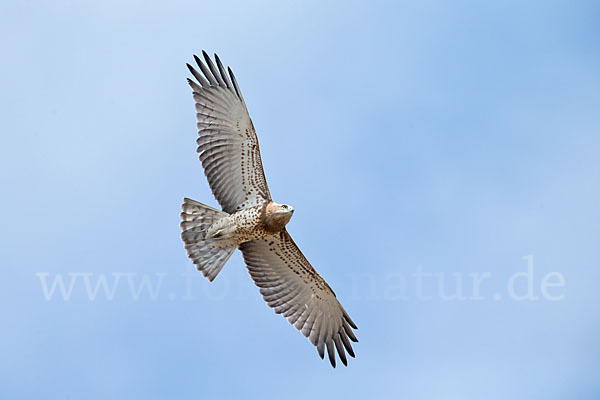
left=180, top=198, right=235, bottom=281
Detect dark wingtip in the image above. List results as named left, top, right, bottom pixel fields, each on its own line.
left=345, top=313, right=358, bottom=330
left=202, top=50, right=212, bottom=65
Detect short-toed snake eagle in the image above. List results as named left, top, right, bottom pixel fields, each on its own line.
left=180, top=52, right=358, bottom=367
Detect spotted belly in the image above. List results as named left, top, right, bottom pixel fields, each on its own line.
left=207, top=204, right=270, bottom=248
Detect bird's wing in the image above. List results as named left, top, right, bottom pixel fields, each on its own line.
left=186, top=52, right=271, bottom=213
left=239, top=229, right=358, bottom=367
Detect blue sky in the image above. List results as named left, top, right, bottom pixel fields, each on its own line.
left=2, top=0, right=600, bottom=399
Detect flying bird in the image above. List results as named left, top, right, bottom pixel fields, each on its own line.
left=180, top=51, right=358, bottom=367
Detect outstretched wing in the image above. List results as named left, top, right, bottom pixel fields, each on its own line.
left=239, top=229, right=358, bottom=367
left=187, top=52, right=271, bottom=213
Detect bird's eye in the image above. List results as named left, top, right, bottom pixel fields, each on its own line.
left=281, top=205, right=288, bottom=209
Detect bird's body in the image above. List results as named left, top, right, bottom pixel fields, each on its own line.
left=203, top=201, right=293, bottom=247
left=180, top=51, right=357, bottom=367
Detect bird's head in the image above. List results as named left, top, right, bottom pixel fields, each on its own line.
left=264, top=201, right=294, bottom=231
left=277, top=203, right=294, bottom=214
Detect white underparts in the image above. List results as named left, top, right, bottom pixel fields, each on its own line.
left=206, top=205, right=266, bottom=248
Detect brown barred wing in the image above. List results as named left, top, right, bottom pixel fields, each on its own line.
left=239, top=229, right=358, bottom=367
left=187, top=52, right=271, bottom=213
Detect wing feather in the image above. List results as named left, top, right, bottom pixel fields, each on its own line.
left=239, top=230, right=358, bottom=367
left=186, top=65, right=210, bottom=88
left=214, top=53, right=233, bottom=89
left=228, top=66, right=245, bottom=103
left=187, top=52, right=271, bottom=213
left=202, top=50, right=226, bottom=87
left=194, top=54, right=218, bottom=86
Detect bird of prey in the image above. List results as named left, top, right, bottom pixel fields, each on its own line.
left=180, top=51, right=358, bottom=367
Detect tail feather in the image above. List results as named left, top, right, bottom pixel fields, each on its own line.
left=180, top=198, right=235, bottom=281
